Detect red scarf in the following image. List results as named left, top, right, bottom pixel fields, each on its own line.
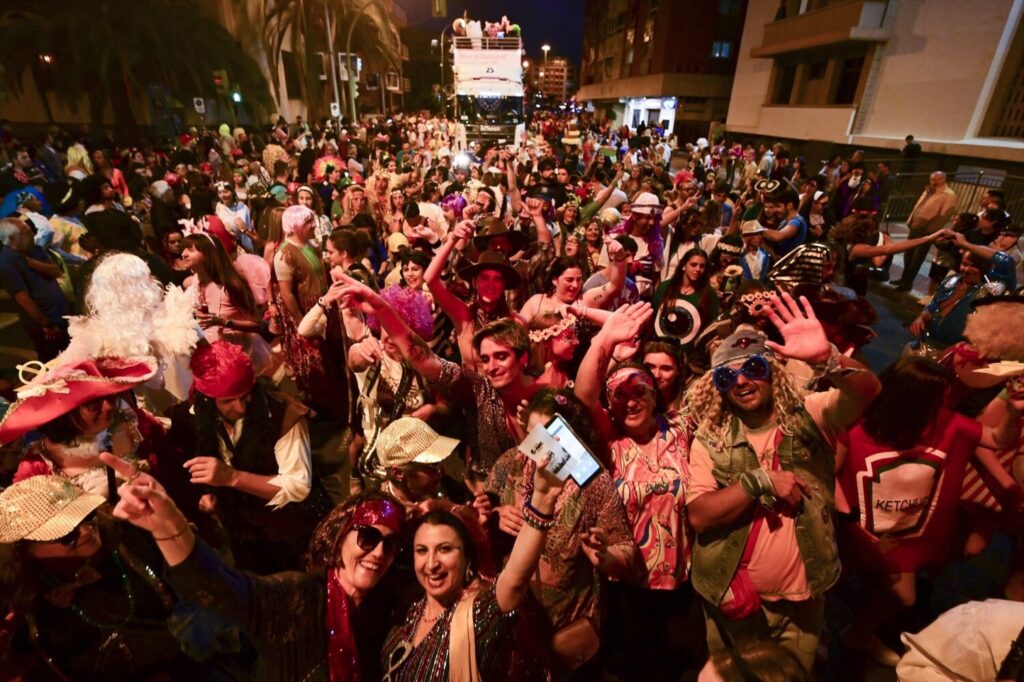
left=326, top=569, right=361, bottom=682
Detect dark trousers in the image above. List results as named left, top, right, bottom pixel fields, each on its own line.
left=898, top=228, right=931, bottom=289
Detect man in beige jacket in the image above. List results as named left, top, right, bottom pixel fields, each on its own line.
left=891, top=171, right=957, bottom=291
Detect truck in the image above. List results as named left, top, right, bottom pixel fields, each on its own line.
left=450, top=35, right=526, bottom=148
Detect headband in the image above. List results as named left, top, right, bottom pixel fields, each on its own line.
left=179, top=217, right=219, bottom=248
left=349, top=498, right=404, bottom=535
left=605, top=367, right=656, bottom=395
left=529, top=313, right=577, bottom=343
left=296, top=185, right=315, bottom=196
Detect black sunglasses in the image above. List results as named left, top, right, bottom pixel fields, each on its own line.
left=35, top=511, right=98, bottom=547
left=354, top=524, right=400, bottom=555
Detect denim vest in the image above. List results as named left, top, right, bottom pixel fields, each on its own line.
left=691, top=408, right=840, bottom=605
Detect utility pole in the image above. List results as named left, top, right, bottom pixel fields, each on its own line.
left=345, top=0, right=381, bottom=122
left=324, top=3, right=342, bottom=125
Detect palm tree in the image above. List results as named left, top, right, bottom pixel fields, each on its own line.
left=0, top=0, right=272, bottom=129
left=254, top=0, right=403, bottom=120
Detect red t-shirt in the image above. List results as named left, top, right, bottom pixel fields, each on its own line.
left=838, top=409, right=983, bottom=572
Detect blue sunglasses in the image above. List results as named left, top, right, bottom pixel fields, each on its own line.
left=713, top=355, right=772, bottom=392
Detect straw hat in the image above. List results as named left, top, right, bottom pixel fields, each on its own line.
left=0, top=475, right=105, bottom=543
left=376, top=417, right=460, bottom=470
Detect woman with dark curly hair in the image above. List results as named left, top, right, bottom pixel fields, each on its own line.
left=104, top=447, right=408, bottom=682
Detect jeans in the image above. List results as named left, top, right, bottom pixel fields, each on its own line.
left=704, top=597, right=825, bottom=673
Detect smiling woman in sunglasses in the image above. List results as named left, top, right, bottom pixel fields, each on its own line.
left=99, top=452, right=408, bottom=681
left=683, top=292, right=881, bottom=673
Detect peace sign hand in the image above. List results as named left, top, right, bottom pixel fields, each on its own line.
left=763, top=292, right=831, bottom=364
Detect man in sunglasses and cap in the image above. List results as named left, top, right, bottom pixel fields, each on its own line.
left=684, top=292, right=880, bottom=673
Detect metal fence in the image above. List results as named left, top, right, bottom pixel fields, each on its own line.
left=880, top=171, right=1024, bottom=228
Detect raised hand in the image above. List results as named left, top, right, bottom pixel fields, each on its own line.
left=99, top=453, right=187, bottom=538
left=763, top=292, right=830, bottom=364
left=598, top=302, right=654, bottom=349
left=333, top=273, right=384, bottom=315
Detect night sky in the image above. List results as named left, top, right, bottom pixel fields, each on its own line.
left=397, top=0, right=587, bottom=65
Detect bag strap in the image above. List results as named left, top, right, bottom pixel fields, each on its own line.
left=448, top=591, right=479, bottom=682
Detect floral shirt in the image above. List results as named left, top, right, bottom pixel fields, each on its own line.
left=608, top=411, right=692, bottom=590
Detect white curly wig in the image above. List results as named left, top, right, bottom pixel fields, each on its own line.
left=63, top=253, right=199, bottom=364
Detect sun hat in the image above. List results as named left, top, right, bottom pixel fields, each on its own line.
left=0, top=357, right=157, bottom=445
left=457, top=250, right=522, bottom=289
left=631, top=192, right=663, bottom=216
left=375, top=417, right=460, bottom=469
left=741, top=220, right=766, bottom=236
left=0, top=475, right=106, bottom=543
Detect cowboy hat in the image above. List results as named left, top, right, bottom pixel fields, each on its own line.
left=472, top=217, right=528, bottom=254
left=457, top=250, right=522, bottom=289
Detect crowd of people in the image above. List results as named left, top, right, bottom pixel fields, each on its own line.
left=0, top=109, right=1023, bottom=682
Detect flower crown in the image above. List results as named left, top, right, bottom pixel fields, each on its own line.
left=738, top=290, right=776, bottom=316
left=528, top=313, right=577, bottom=343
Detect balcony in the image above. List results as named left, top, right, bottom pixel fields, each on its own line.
left=751, top=0, right=889, bottom=58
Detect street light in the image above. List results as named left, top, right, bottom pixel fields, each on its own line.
left=523, top=60, right=529, bottom=69
left=542, top=44, right=550, bottom=63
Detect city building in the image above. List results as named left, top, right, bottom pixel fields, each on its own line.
left=527, top=57, right=576, bottom=103
left=726, top=0, right=1024, bottom=164
left=576, top=0, right=747, bottom=140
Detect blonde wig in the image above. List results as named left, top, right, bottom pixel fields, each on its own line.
left=964, top=302, right=1024, bottom=361
left=685, top=354, right=807, bottom=447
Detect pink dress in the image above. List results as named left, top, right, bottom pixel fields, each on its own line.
left=191, top=280, right=274, bottom=376
left=608, top=411, right=691, bottom=589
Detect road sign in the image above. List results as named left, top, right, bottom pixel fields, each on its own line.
left=193, top=97, right=206, bottom=114
left=330, top=102, right=341, bottom=117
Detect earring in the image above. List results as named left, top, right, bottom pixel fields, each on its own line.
left=464, top=566, right=475, bottom=584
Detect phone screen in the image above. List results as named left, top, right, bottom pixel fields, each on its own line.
left=546, top=414, right=601, bottom=487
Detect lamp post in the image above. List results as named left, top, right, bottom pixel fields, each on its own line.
left=324, top=3, right=342, bottom=124
left=439, top=24, right=450, bottom=118
left=542, top=44, right=550, bottom=63
left=345, top=0, right=385, bottom=122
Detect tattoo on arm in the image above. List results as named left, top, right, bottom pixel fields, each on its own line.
left=407, top=333, right=432, bottom=365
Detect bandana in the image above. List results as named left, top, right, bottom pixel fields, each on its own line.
left=347, top=498, right=404, bottom=535
left=605, top=367, right=656, bottom=396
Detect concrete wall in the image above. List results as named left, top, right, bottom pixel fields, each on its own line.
left=726, top=0, right=1024, bottom=162
left=855, top=0, right=1015, bottom=142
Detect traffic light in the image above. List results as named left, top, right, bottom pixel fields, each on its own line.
left=432, top=0, right=446, bottom=18
left=212, top=69, right=230, bottom=95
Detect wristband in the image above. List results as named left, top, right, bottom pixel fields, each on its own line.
left=809, top=343, right=842, bottom=379
left=153, top=524, right=191, bottom=542
left=525, top=497, right=555, bottom=522
left=739, top=468, right=772, bottom=499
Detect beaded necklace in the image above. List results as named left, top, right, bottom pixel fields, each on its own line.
left=64, top=551, right=136, bottom=630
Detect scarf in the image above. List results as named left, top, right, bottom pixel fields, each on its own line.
left=326, top=569, right=362, bottom=682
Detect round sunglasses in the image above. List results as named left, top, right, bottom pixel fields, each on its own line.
left=713, top=355, right=772, bottom=392
left=354, top=524, right=401, bottom=555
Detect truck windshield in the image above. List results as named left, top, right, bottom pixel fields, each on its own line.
left=457, top=96, right=523, bottom=126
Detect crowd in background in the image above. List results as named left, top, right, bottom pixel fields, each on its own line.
left=0, top=108, right=1023, bottom=682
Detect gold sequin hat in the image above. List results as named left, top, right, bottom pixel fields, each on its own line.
left=0, top=475, right=105, bottom=543
left=375, top=417, right=460, bottom=469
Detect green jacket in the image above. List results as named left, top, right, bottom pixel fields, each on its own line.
left=691, top=408, right=840, bottom=606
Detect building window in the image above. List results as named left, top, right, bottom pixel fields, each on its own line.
left=603, top=57, right=614, bottom=78
left=771, top=63, right=797, bottom=104
left=643, top=17, right=654, bottom=42
left=711, top=40, right=732, bottom=59
left=625, top=48, right=634, bottom=65
left=719, top=0, right=742, bottom=15
left=281, top=50, right=303, bottom=99
left=808, top=61, right=827, bottom=80
left=833, top=56, right=864, bottom=104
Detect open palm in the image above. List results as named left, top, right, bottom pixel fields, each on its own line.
left=764, top=292, right=830, bottom=363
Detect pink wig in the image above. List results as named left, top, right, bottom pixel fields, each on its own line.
left=281, top=205, right=315, bottom=236
left=368, top=285, right=433, bottom=340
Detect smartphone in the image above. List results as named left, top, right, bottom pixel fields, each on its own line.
left=547, top=414, right=601, bottom=487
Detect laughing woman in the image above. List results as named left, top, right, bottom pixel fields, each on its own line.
left=104, top=451, right=408, bottom=682
left=380, top=459, right=565, bottom=681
